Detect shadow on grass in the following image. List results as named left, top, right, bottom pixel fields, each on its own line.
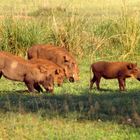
left=0, top=88, right=140, bottom=125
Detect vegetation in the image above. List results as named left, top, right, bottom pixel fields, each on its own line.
left=0, top=0, right=140, bottom=139
left=0, top=0, right=139, bottom=61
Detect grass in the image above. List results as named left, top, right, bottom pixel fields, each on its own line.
left=0, top=62, right=140, bottom=139
left=0, top=0, right=140, bottom=59
left=0, top=0, right=140, bottom=139
left=0, top=113, right=140, bottom=140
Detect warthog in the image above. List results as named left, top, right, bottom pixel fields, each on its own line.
left=90, top=61, right=140, bottom=91
left=27, top=44, right=79, bottom=82
left=0, top=51, right=54, bottom=93
left=29, top=58, right=65, bottom=86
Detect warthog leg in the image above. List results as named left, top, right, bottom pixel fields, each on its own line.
left=33, top=83, right=43, bottom=93
left=24, top=80, right=35, bottom=93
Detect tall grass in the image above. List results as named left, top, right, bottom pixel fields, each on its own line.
left=0, top=1, right=139, bottom=61
left=0, top=18, right=49, bottom=55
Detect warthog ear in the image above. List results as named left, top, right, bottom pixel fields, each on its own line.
left=127, top=63, right=136, bottom=70
left=38, top=65, right=48, bottom=73
left=55, top=69, right=60, bottom=75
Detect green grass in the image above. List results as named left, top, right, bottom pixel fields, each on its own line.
left=0, top=62, right=140, bottom=139
left=0, top=113, right=140, bottom=140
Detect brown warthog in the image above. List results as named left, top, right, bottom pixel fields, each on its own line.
left=29, top=58, right=65, bottom=86
left=90, top=61, right=140, bottom=91
left=0, top=51, right=54, bottom=93
left=27, top=44, right=79, bottom=82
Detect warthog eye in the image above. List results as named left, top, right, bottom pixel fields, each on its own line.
left=135, top=68, right=138, bottom=71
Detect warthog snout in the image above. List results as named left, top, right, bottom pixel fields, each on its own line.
left=135, top=68, right=140, bottom=81
left=46, top=87, right=54, bottom=93
left=69, top=77, right=75, bottom=82
left=137, top=78, right=140, bottom=81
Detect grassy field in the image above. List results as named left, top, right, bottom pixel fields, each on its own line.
left=0, top=0, right=140, bottom=139
left=0, top=61, right=140, bottom=139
